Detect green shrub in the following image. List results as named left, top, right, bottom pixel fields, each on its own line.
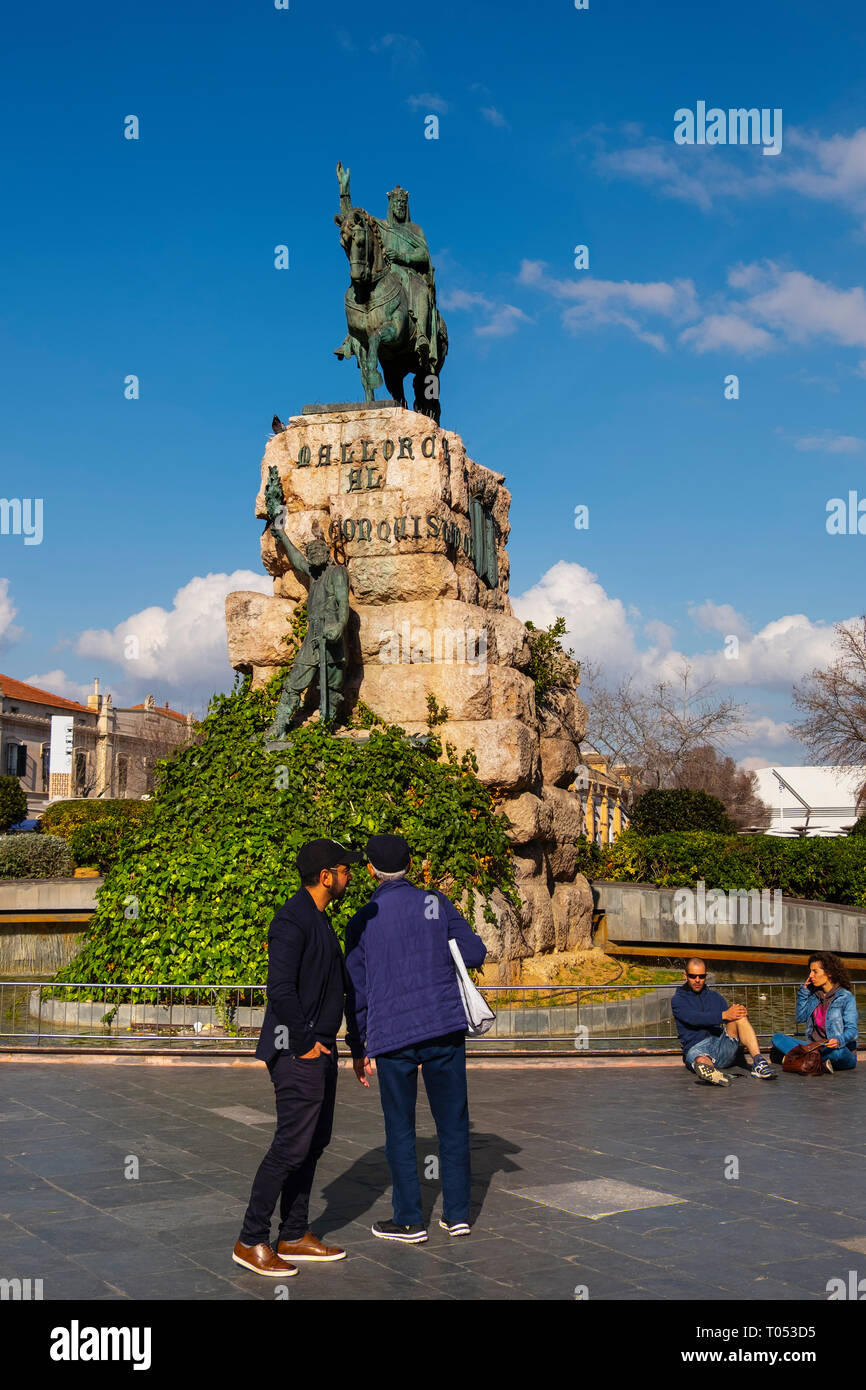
left=572, top=836, right=606, bottom=877
left=598, top=829, right=866, bottom=907
left=630, top=788, right=735, bottom=835
left=0, top=776, right=28, bottom=833
left=41, top=799, right=153, bottom=835
left=849, top=815, right=866, bottom=838
left=524, top=617, right=578, bottom=706
left=0, top=834, right=74, bottom=879
left=64, top=821, right=126, bottom=875
left=41, top=800, right=154, bottom=874
left=49, top=673, right=519, bottom=1000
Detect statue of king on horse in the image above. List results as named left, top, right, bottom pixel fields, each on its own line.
left=333, top=162, right=448, bottom=422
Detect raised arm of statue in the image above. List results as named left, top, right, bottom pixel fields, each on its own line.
left=264, top=464, right=310, bottom=578
left=336, top=161, right=352, bottom=217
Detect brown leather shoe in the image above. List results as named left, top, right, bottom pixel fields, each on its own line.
left=232, top=1240, right=299, bottom=1277
left=277, top=1231, right=347, bottom=1262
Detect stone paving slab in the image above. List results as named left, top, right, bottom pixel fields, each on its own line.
left=0, top=1059, right=863, bottom=1301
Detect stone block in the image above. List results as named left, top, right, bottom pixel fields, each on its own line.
left=461, top=887, right=530, bottom=963
left=540, top=786, right=583, bottom=844
left=540, top=736, right=581, bottom=788
left=499, top=793, right=551, bottom=846
left=518, top=879, right=556, bottom=954
left=352, top=598, right=492, bottom=664
left=359, top=662, right=492, bottom=723
left=225, top=592, right=296, bottom=670
left=489, top=667, right=536, bottom=723
left=348, top=554, right=459, bottom=604
left=547, top=841, right=578, bottom=881
left=510, top=842, right=544, bottom=879
left=551, top=877, right=593, bottom=951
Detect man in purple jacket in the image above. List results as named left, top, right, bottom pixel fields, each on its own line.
left=344, top=834, right=487, bottom=1242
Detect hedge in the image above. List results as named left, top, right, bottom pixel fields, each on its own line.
left=598, top=830, right=866, bottom=908
left=0, top=834, right=74, bottom=879
left=41, top=799, right=154, bottom=874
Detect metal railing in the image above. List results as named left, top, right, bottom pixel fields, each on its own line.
left=2, top=980, right=863, bottom=1055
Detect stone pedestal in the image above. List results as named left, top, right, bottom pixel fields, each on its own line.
left=225, top=404, right=592, bottom=975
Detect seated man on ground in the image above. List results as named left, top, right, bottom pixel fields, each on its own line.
left=671, top=957, right=776, bottom=1086
left=771, top=952, right=859, bottom=1073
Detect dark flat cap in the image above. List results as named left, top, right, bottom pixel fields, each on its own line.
left=365, top=833, right=411, bottom=873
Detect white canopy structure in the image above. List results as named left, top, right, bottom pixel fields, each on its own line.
left=751, top=765, right=866, bottom=837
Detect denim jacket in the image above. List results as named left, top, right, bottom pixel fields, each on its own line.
left=796, top=985, right=859, bottom=1050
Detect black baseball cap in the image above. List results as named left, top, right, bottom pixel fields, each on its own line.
left=365, top=834, right=411, bottom=872
left=297, top=838, right=363, bottom=879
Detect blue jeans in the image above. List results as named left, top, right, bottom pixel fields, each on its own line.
left=772, top=1032, right=857, bottom=1071
left=684, top=1030, right=743, bottom=1072
left=375, top=1031, right=470, bottom=1227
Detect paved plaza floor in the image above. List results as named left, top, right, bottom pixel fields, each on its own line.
left=0, top=1058, right=864, bottom=1301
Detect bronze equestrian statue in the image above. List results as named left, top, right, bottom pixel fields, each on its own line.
left=333, top=162, right=448, bottom=423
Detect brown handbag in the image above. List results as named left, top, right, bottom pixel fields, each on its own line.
left=782, top=1040, right=829, bottom=1076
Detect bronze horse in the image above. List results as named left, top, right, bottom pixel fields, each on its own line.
left=334, top=208, right=447, bottom=422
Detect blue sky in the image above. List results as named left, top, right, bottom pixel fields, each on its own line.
left=2, top=0, right=866, bottom=759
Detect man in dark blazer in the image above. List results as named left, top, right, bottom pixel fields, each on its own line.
left=232, top=837, right=362, bottom=1278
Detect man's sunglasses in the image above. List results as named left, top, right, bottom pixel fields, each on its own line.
left=686, top=972, right=706, bottom=980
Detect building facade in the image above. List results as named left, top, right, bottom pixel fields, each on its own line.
left=576, top=745, right=632, bottom=845
left=0, top=675, right=194, bottom=815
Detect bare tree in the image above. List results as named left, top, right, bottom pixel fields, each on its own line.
left=579, top=660, right=748, bottom=791
left=674, top=745, right=772, bottom=831
left=791, top=616, right=866, bottom=776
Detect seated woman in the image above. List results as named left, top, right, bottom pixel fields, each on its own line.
left=772, top=952, right=859, bottom=1072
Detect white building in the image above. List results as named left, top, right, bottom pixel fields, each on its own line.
left=751, top=765, right=866, bottom=837
left=0, top=675, right=194, bottom=815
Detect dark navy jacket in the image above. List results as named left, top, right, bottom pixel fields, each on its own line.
left=670, top=983, right=729, bottom=1059
left=344, top=878, right=487, bottom=1058
left=255, top=888, right=346, bottom=1064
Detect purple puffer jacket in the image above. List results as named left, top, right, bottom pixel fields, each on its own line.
left=343, top=878, right=487, bottom=1057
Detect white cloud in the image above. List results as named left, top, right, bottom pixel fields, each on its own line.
left=480, top=106, right=509, bottom=129
left=407, top=93, right=450, bottom=113
left=24, top=670, right=97, bottom=705
left=597, top=139, right=772, bottom=211
left=785, top=127, right=866, bottom=216
left=518, top=260, right=698, bottom=351
left=596, top=125, right=866, bottom=223
left=728, top=717, right=795, bottom=751
left=441, top=288, right=531, bottom=338
left=739, top=754, right=774, bottom=771
left=511, top=562, right=850, bottom=760
left=370, top=33, right=423, bottom=64
left=523, top=256, right=866, bottom=358
left=740, top=264, right=866, bottom=348
left=689, top=601, right=751, bottom=639
left=511, top=561, right=639, bottom=670
left=75, top=570, right=272, bottom=695
left=794, top=433, right=866, bottom=454
left=0, top=578, right=23, bottom=648
left=685, top=614, right=841, bottom=691
left=679, top=313, right=775, bottom=355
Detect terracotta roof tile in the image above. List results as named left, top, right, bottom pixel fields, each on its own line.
left=0, top=675, right=92, bottom=714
